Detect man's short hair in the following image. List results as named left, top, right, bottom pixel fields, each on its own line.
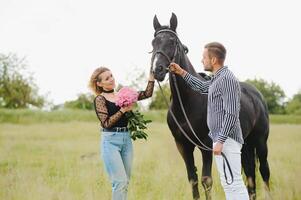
left=205, top=42, right=226, bottom=63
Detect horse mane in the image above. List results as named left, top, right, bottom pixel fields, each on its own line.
left=197, top=72, right=212, bottom=81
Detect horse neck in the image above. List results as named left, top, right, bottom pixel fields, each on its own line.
left=169, top=53, right=206, bottom=105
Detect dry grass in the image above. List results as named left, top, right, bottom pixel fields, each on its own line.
left=0, top=122, right=300, bottom=199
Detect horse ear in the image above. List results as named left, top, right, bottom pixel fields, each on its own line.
left=153, top=15, right=161, bottom=30
left=170, top=12, right=178, bottom=31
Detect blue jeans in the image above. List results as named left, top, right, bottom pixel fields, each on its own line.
left=101, top=130, right=133, bottom=200
left=214, top=138, right=249, bottom=200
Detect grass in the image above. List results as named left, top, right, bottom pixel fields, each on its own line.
left=1, top=108, right=301, bottom=124
left=269, top=114, right=301, bottom=124
left=0, top=121, right=301, bottom=199
left=0, top=109, right=97, bottom=124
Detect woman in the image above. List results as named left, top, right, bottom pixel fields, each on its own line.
left=89, top=67, right=154, bottom=200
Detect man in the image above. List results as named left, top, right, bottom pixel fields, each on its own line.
left=169, top=42, right=249, bottom=199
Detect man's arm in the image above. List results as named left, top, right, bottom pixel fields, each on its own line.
left=169, top=62, right=210, bottom=93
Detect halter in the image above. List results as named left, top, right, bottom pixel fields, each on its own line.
left=150, top=29, right=180, bottom=74
left=151, top=28, right=234, bottom=185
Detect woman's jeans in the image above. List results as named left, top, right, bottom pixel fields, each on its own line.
left=214, top=138, right=249, bottom=200
left=101, top=131, right=133, bottom=200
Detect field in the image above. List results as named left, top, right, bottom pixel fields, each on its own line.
left=0, top=110, right=301, bottom=199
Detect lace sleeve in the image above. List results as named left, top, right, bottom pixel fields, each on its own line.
left=94, top=95, right=124, bottom=128
left=137, top=81, right=155, bottom=101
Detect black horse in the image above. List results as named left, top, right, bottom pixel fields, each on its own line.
left=151, top=13, right=271, bottom=200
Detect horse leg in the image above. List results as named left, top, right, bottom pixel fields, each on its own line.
left=175, top=141, right=200, bottom=200
left=256, top=140, right=272, bottom=200
left=200, top=149, right=213, bottom=200
left=241, top=143, right=256, bottom=200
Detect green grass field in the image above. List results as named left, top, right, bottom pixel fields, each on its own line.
left=1, top=109, right=301, bottom=124
left=1, top=119, right=301, bottom=199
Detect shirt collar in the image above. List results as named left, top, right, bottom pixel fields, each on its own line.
left=212, top=66, right=227, bottom=79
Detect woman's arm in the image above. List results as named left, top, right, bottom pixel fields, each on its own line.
left=137, top=73, right=155, bottom=101
left=94, top=95, right=124, bottom=128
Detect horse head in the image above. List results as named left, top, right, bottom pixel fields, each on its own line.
left=151, top=13, right=188, bottom=82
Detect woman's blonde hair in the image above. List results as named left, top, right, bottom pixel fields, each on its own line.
left=89, top=67, right=110, bottom=95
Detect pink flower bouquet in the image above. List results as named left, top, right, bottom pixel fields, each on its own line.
left=116, top=87, right=152, bottom=140
left=115, top=87, right=139, bottom=107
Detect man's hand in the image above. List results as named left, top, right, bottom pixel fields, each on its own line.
left=213, top=142, right=224, bottom=155
left=169, top=62, right=187, bottom=76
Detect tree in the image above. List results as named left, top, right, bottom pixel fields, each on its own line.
left=64, top=93, right=94, bottom=110
left=245, top=78, right=286, bottom=114
left=0, top=53, right=45, bottom=109
left=125, top=66, right=147, bottom=90
left=149, top=83, right=171, bottom=110
left=286, top=90, right=301, bottom=115
left=124, top=66, right=150, bottom=110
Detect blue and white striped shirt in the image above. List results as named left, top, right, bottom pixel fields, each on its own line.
left=183, top=66, right=244, bottom=144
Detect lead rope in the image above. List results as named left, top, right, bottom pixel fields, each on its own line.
left=157, top=79, right=233, bottom=185
left=152, top=41, right=233, bottom=184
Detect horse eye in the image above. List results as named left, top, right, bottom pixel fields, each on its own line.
left=168, top=39, right=176, bottom=45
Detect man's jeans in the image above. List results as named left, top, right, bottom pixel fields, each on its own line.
left=214, top=138, right=249, bottom=200
left=101, top=131, right=133, bottom=200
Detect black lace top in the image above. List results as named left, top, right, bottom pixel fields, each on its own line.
left=93, top=81, right=155, bottom=128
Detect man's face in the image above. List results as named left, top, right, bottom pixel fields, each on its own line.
left=202, top=48, right=213, bottom=72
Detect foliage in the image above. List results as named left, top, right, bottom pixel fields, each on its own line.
left=285, top=90, right=301, bottom=115
left=149, top=82, right=171, bottom=110
left=245, top=78, right=286, bottom=114
left=125, top=66, right=148, bottom=90
left=126, top=110, right=152, bottom=140
left=0, top=53, right=45, bottom=108
left=115, top=86, right=152, bottom=141
left=64, top=93, right=94, bottom=110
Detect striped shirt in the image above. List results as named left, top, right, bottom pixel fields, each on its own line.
left=183, top=66, right=244, bottom=144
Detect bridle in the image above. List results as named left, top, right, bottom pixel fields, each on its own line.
left=151, top=29, right=234, bottom=185
left=150, top=29, right=180, bottom=74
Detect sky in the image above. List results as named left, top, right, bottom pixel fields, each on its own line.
left=1, top=0, right=300, bottom=105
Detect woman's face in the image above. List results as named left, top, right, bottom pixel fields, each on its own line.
left=97, top=70, right=116, bottom=91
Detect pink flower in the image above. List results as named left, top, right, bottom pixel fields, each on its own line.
left=115, top=87, right=139, bottom=107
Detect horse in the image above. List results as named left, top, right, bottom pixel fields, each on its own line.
left=150, top=13, right=271, bottom=200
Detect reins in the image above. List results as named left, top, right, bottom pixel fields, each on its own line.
left=151, top=29, right=234, bottom=185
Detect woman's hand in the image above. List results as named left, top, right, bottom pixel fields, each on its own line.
left=120, top=104, right=134, bottom=113
left=169, top=62, right=187, bottom=77
left=149, top=71, right=155, bottom=81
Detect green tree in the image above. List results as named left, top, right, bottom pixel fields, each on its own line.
left=125, top=66, right=147, bottom=90
left=286, top=90, right=301, bottom=115
left=0, top=53, right=45, bottom=108
left=124, top=66, right=151, bottom=110
left=245, top=78, right=286, bottom=114
left=149, top=83, right=171, bottom=110
left=64, top=93, right=94, bottom=110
